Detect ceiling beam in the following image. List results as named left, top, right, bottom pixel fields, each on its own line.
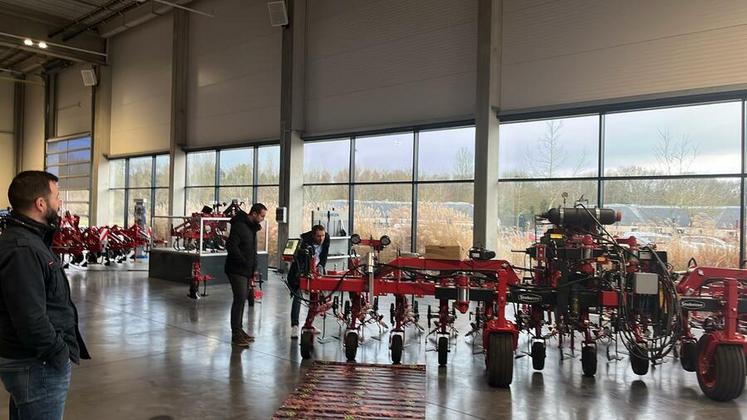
left=0, top=9, right=106, bottom=64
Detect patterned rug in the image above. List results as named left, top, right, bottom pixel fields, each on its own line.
left=274, top=361, right=426, bottom=419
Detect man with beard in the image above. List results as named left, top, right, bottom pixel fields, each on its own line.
left=0, top=171, right=89, bottom=419
left=225, top=203, right=267, bottom=347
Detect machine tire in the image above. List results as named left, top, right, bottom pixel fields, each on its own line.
left=437, top=336, right=448, bottom=367
left=697, top=335, right=746, bottom=401
left=487, top=333, right=514, bottom=387
left=630, top=343, right=649, bottom=376
left=581, top=346, right=597, bottom=377
left=391, top=334, right=403, bottom=365
left=531, top=341, right=546, bottom=371
left=680, top=340, right=697, bottom=372
left=345, top=331, right=358, bottom=362
left=300, top=331, right=313, bottom=359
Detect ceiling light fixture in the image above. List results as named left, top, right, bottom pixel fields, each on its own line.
left=37, top=41, right=47, bottom=49
left=23, top=38, right=33, bottom=46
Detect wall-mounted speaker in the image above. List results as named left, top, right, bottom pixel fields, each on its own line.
left=81, top=67, right=97, bottom=87
left=267, top=1, right=288, bottom=27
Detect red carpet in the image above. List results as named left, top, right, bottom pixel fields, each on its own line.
left=274, top=361, right=426, bottom=419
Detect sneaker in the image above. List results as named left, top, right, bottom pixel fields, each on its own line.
left=291, top=325, right=299, bottom=339
left=232, top=330, right=250, bottom=347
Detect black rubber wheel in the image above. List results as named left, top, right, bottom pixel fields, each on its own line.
left=697, top=335, right=746, bottom=401
left=531, top=341, right=546, bottom=370
left=345, top=332, right=358, bottom=362
left=487, top=333, right=514, bottom=387
left=680, top=340, right=697, bottom=372
left=630, top=343, right=649, bottom=376
left=437, top=336, right=448, bottom=367
left=581, top=346, right=597, bottom=377
left=391, top=334, right=403, bottom=365
left=300, top=331, right=313, bottom=359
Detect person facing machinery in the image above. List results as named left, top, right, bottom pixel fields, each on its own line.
left=224, top=202, right=267, bottom=347
left=288, top=225, right=330, bottom=339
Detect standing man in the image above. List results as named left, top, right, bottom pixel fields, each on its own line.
left=225, top=203, right=267, bottom=347
left=288, top=225, right=330, bottom=339
left=0, top=171, right=89, bottom=419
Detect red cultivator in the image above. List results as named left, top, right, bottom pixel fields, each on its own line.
left=170, top=202, right=240, bottom=252
left=290, top=234, right=521, bottom=387
left=676, top=265, right=747, bottom=401
left=52, top=211, right=151, bottom=266
left=289, top=202, right=747, bottom=401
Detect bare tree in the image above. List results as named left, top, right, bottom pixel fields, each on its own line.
left=526, top=120, right=566, bottom=177
left=654, top=129, right=698, bottom=176
left=454, top=147, right=474, bottom=179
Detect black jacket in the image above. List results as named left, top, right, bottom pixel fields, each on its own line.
left=0, top=212, right=90, bottom=368
left=287, top=230, right=330, bottom=290
left=224, top=210, right=261, bottom=277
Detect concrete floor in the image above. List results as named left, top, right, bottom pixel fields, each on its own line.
left=1, top=266, right=745, bottom=419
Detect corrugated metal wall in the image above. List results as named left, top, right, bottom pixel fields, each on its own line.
left=501, top=0, right=747, bottom=111
left=187, top=0, right=282, bottom=147
left=109, top=14, right=173, bottom=156
left=304, top=0, right=478, bottom=136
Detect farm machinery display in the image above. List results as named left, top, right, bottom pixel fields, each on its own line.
left=287, top=202, right=747, bottom=401
left=52, top=210, right=151, bottom=266
left=169, top=200, right=242, bottom=252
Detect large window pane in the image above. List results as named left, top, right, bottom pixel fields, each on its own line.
left=304, top=139, right=350, bottom=183
left=354, top=184, right=412, bottom=252
left=257, top=146, right=280, bottom=184
left=497, top=180, right=598, bottom=265
left=129, top=157, right=153, bottom=188
left=156, top=155, right=170, bottom=187
left=419, top=127, right=475, bottom=181
left=187, top=151, right=216, bottom=186
left=417, top=183, right=473, bottom=253
left=220, top=148, right=253, bottom=185
left=355, top=133, right=413, bottom=182
left=219, top=187, right=252, bottom=206
left=603, top=178, right=739, bottom=269
left=185, top=187, right=215, bottom=214
left=303, top=185, right=349, bottom=232
left=604, top=102, right=741, bottom=176
left=109, top=159, right=126, bottom=188
left=62, top=190, right=89, bottom=203
left=127, top=189, right=151, bottom=226
left=109, top=190, right=125, bottom=227
left=257, top=186, right=279, bottom=267
left=154, top=188, right=169, bottom=216
left=499, top=116, right=598, bottom=178
left=47, top=140, right=67, bottom=154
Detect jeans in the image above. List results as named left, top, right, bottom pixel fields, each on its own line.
left=0, top=357, right=72, bottom=420
left=228, top=274, right=249, bottom=331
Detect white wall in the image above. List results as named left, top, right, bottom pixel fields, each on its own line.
left=0, top=80, right=14, bottom=207
left=21, top=77, right=44, bottom=172
left=109, top=14, right=173, bottom=156
left=56, top=64, right=93, bottom=137
left=501, top=0, right=747, bottom=111
left=304, top=0, right=478, bottom=136
left=187, top=0, right=282, bottom=147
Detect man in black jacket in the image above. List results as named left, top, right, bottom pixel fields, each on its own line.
left=0, top=171, right=89, bottom=420
left=288, top=225, right=330, bottom=339
left=224, top=203, right=267, bottom=347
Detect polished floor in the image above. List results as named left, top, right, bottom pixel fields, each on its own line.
left=0, top=265, right=745, bottom=419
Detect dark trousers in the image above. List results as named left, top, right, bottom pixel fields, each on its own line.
left=228, top=274, right=249, bottom=330
left=291, top=289, right=302, bottom=327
